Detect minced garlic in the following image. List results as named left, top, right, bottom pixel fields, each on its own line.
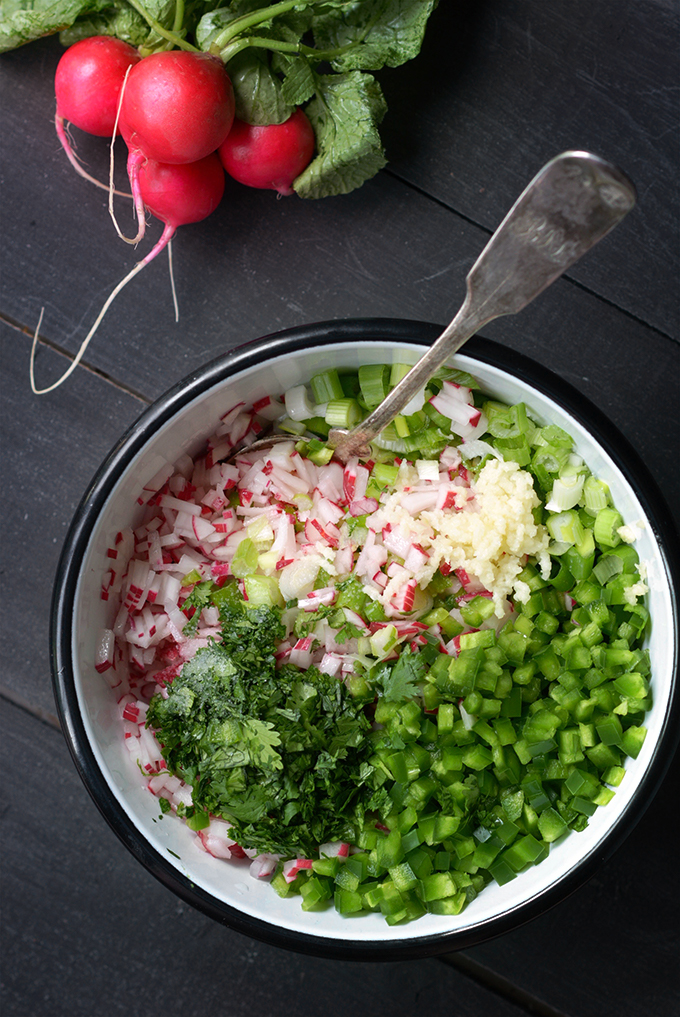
left=374, top=458, right=551, bottom=616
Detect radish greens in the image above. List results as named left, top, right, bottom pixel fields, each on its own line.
left=2, top=0, right=441, bottom=197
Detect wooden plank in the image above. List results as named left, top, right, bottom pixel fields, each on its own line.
left=10, top=258, right=678, bottom=528
left=0, top=320, right=146, bottom=716
left=1, top=21, right=677, bottom=1017
left=0, top=700, right=531, bottom=1017
left=2, top=311, right=677, bottom=1013
left=2, top=35, right=676, bottom=412
left=4, top=128, right=679, bottom=545
left=379, top=0, right=680, bottom=338
left=2, top=36, right=481, bottom=396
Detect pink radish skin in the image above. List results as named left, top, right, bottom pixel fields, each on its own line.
left=218, top=108, right=315, bottom=196
left=120, top=51, right=235, bottom=165
left=136, top=152, right=226, bottom=256
left=30, top=154, right=225, bottom=395
left=55, top=36, right=141, bottom=136
left=54, top=35, right=140, bottom=189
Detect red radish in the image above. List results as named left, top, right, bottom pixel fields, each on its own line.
left=55, top=36, right=141, bottom=136
left=137, top=153, right=226, bottom=247
left=120, top=51, right=235, bottom=165
left=218, top=108, right=315, bottom=196
left=30, top=154, right=225, bottom=395
left=119, top=51, right=233, bottom=244
left=54, top=35, right=140, bottom=189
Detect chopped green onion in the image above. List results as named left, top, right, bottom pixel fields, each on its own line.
left=546, top=467, right=585, bottom=512
left=592, top=553, right=624, bottom=585
left=243, top=574, right=283, bottom=607
left=358, top=364, right=391, bottom=409
left=310, top=369, right=345, bottom=404
left=230, top=537, right=258, bottom=577
left=583, top=475, right=610, bottom=514
left=390, top=363, right=413, bottom=386
left=594, top=507, right=624, bottom=547
left=304, top=438, right=334, bottom=465
left=547, top=510, right=585, bottom=546
left=324, top=398, right=363, bottom=429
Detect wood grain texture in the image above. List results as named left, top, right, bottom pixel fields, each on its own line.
left=0, top=701, right=529, bottom=1017
left=453, top=747, right=680, bottom=1017
left=1, top=34, right=677, bottom=402
left=0, top=320, right=145, bottom=716
left=0, top=5, right=678, bottom=1016
left=379, top=0, right=680, bottom=338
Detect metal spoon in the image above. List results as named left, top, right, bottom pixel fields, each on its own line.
left=237, top=151, right=636, bottom=464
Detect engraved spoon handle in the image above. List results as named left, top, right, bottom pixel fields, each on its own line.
left=329, top=150, right=636, bottom=461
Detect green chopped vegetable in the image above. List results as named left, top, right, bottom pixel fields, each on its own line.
left=147, top=589, right=383, bottom=857
left=113, top=359, right=653, bottom=928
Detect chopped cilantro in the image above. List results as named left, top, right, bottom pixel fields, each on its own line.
left=146, top=586, right=380, bottom=857
left=374, top=646, right=427, bottom=702
left=180, top=580, right=215, bottom=636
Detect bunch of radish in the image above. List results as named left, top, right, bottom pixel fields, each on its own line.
left=36, top=36, right=316, bottom=394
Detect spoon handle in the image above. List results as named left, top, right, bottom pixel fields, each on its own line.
left=329, top=151, right=636, bottom=461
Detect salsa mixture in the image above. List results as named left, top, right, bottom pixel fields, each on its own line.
left=97, top=362, right=651, bottom=924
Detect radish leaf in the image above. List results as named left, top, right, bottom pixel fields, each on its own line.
left=313, top=0, right=440, bottom=72
left=293, top=71, right=387, bottom=199
left=227, top=48, right=293, bottom=124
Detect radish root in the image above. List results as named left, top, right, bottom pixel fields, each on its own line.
left=108, top=65, right=147, bottom=246
left=30, top=224, right=176, bottom=395
left=168, top=239, right=180, bottom=322
left=55, top=113, right=133, bottom=198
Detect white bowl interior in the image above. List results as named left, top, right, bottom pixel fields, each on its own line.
left=71, top=339, right=676, bottom=944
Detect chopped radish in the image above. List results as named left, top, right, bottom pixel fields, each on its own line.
left=95, top=628, right=115, bottom=673
left=198, top=819, right=238, bottom=859
left=283, top=858, right=314, bottom=882
left=249, top=854, right=280, bottom=879
left=318, top=841, right=350, bottom=858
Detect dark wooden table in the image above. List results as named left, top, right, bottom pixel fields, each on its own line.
left=2, top=3, right=679, bottom=1015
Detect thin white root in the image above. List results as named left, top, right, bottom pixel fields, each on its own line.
left=168, top=239, right=180, bottom=323
left=55, top=114, right=132, bottom=199
left=108, top=65, right=146, bottom=245
left=30, top=260, right=146, bottom=395
left=30, top=223, right=176, bottom=395
left=29, top=307, right=46, bottom=393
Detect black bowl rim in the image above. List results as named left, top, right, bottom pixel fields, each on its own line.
left=51, top=317, right=680, bottom=961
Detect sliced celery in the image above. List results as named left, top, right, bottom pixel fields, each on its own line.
left=324, top=397, right=363, bottom=428
left=358, top=363, right=391, bottom=409
left=310, top=368, right=345, bottom=404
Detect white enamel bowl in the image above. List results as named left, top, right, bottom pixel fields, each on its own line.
left=52, top=319, right=680, bottom=959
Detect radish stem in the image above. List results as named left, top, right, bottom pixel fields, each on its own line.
left=126, top=0, right=199, bottom=52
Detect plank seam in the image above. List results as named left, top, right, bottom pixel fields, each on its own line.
left=0, top=686, right=62, bottom=732
left=0, top=311, right=152, bottom=405
left=438, top=952, right=571, bottom=1017
left=383, top=168, right=678, bottom=347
